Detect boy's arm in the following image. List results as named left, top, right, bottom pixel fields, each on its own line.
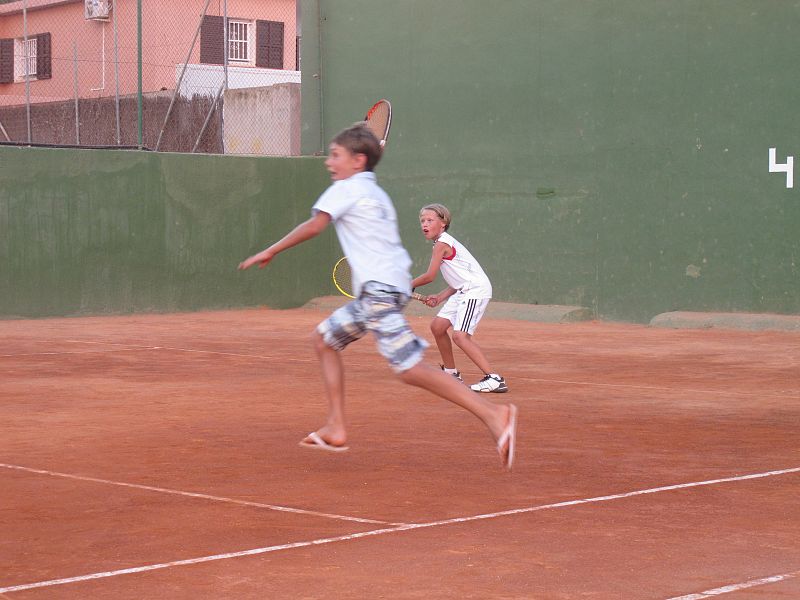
left=238, top=211, right=332, bottom=270
left=411, top=241, right=450, bottom=289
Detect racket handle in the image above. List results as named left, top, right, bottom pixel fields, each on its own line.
left=411, top=292, right=426, bottom=302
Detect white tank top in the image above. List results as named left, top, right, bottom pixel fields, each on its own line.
left=436, top=231, right=492, bottom=298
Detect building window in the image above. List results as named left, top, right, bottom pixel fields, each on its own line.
left=201, top=16, right=283, bottom=69
left=15, top=37, right=37, bottom=80
left=228, top=20, right=252, bottom=63
left=0, top=32, right=50, bottom=84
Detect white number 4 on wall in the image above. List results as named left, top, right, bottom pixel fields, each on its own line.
left=769, top=148, right=794, bottom=188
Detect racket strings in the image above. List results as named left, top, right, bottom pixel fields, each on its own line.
left=333, top=258, right=354, bottom=298
left=365, top=100, right=391, bottom=145
left=333, top=257, right=425, bottom=303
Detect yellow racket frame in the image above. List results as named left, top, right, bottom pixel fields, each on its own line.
left=333, top=256, right=427, bottom=302
left=332, top=256, right=355, bottom=298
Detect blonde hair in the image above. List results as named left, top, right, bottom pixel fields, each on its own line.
left=420, top=203, right=451, bottom=231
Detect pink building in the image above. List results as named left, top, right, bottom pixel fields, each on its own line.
left=0, top=0, right=299, bottom=106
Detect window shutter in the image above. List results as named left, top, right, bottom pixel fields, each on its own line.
left=256, top=20, right=284, bottom=69
left=0, top=38, right=13, bottom=84
left=36, top=32, right=51, bottom=79
left=200, top=15, right=224, bottom=65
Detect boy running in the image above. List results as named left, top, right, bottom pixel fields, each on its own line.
left=238, top=123, right=517, bottom=470
left=411, top=204, right=508, bottom=393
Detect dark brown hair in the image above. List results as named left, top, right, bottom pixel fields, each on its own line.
left=331, top=122, right=382, bottom=171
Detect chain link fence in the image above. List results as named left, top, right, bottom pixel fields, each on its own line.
left=0, top=0, right=300, bottom=154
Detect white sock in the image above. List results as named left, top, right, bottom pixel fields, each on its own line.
left=444, top=367, right=459, bottom=374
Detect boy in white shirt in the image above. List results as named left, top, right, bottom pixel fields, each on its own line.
left=411, top=204, right=508, bottom=393
left=238, top=123, right=517, bottom=470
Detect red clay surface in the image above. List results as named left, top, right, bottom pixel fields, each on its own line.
left=1, top=307, right=799, bottom=599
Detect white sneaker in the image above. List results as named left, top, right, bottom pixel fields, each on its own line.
left=470, top=374, right=508, bottom=393
left=440, top=364, right=463, bottom=382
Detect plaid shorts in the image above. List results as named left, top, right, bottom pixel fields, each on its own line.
left=317, top=281, right=429, bottom=373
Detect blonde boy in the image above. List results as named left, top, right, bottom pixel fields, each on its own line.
left=412, top=204, right=508, bottom=393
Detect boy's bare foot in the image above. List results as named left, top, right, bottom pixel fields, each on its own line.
left=307, top=425, right=346, bottom=446
left=299, top=431, right=349, bottom=452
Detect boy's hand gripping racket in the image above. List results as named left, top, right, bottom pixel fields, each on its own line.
left=364, top=99, right=392, bottom=148
left=333, top=257, right=426, bottom=302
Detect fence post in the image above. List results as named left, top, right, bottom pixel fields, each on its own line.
left=299, top=0, right=324, bottom=155
left=23, top=0, right=31, bottom=144
left=223, top=0, right=229, bottom=91
left=113, top=0, right=121, bottom=145
left=73, top=42, right=79, bottom=145
left=221, top=0, right=228, bottom=150
left=137, top=0, right=143, bottom=149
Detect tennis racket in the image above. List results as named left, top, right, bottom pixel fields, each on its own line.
left=364, top=99, right=392, bottom=148
left=333, top=257, right=426, bottom=302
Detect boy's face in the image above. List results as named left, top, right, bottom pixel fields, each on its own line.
left=325, top=143, right=367, bottom=181
left=419, top=209, right=446, bottom=240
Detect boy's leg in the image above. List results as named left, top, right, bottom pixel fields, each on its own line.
left=305, top=302, right=368, bottom=448
left=448, top=297, right=508, bottom=393
left=309, top=329, right=348, bottom=447
left=363, top=289, right=516, bottom=468
left=398, top=363, right=516, bottom=465
left=451, top=330, right=493, bottom=375
left=430, top=316, right=457, bottom=369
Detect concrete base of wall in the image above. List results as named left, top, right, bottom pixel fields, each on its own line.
left=304, top=299, right=800, bottom=331
left=486, top=302, right=593, bottom=323
left=303, top=296, right=594, bottom=323
left=650, top=311, right=800, bottom=332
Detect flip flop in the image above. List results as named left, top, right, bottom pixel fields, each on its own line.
left=496, top=404, right=518, bottom=471
left=299, top=432, right=349, bottom=453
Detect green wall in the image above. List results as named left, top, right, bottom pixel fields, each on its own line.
left=302, top=0, right=800, bottom=322
left=0, top=146, right=334, bottom=318
left=2, top=2, right=798, bottom=322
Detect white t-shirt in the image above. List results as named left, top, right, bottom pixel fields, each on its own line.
left=436, top=231, right=492, bottom=298
left=313, top=171, right=412, bottom=297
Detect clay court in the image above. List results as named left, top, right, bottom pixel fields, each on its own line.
left=1, top=306, right=798, bottom=599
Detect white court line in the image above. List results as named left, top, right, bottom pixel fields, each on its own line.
left=0, top=463, right=402, bottom=527
left=666, top=570, right=800, bottom=599
left=0, top=524, right=410, bottom=594
left=1, top=466, right=798, bottom=595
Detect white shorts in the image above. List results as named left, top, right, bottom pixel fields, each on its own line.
left=437, top=294, right=490, bottom=336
